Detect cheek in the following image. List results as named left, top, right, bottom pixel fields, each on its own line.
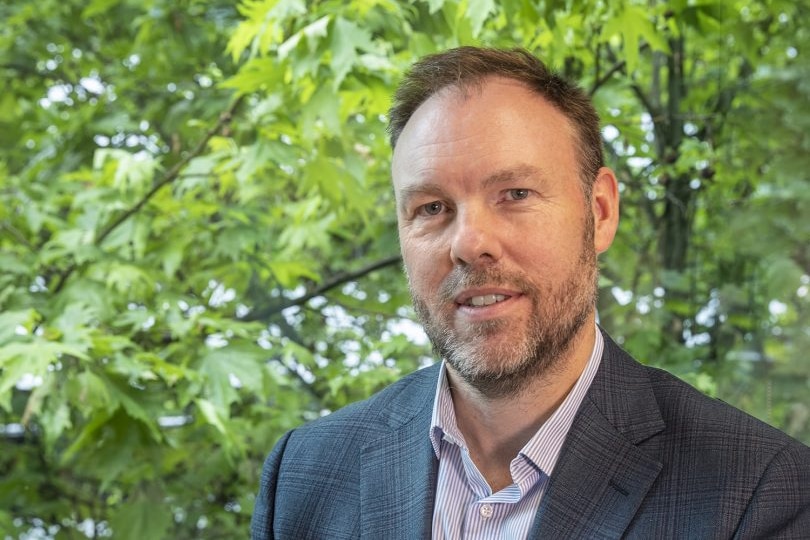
left=402, top=244, right=445, bottom=292
left=526, top=210, right=586, bottom=253
left=509, top=235, right=576, bottom=279
left=401, top=228, right=448, bottom=266
left=403, top=256, right=440, bottom=290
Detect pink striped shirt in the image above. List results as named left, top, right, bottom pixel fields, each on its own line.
left=429, top=329, right=604, bottom=539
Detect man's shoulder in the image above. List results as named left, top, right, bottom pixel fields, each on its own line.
left=646, top=360, right=801, bottom=447
left=252, top=364, right=440, bottom=539
left=600, top=332, right=809, bottom=458
left=578, top=333, right=810, bottom=540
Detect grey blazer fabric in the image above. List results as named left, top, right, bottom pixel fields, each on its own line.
left=251, top=331, right=810, bottom=539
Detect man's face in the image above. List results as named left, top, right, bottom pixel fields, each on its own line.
left=392, top=77, right=614, bottom=397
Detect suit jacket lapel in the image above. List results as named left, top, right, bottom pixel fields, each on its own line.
left=359, top=365, right=439, bottom=539
left=529, top=333, right=666, bottom=538
left=355, top=334, right=665, bottom=538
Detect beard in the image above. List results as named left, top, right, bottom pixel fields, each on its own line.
left=409, top=228, right=598, bottom=400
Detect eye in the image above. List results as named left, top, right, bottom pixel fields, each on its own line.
left=506, top=188, right=530, bottom=200
left=418, top=201, right=446, bottom=216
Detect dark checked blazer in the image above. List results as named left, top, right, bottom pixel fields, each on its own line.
left=251, top=330, right=810, bottom=539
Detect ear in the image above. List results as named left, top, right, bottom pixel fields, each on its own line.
left=591, top=167, right=620, bottom=254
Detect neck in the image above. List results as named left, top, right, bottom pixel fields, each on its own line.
left=447, top=321, right=596, bottom=491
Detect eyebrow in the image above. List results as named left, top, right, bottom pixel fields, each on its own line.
left=396, top=163, right=545, bottom=212
left=396, top=182, right=444, bottom=213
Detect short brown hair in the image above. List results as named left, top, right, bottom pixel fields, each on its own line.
left=387, top=47, right=603, bottom=196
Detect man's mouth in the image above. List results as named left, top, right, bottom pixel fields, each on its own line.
left=465, top=294, right=509, bottom=307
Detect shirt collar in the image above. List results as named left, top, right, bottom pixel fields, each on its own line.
left=428, top=326, right=604, bottom=477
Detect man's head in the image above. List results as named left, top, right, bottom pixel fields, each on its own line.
left=389, top=47, right=619, bottom=398
left=388, top=47, right=604, bottom=199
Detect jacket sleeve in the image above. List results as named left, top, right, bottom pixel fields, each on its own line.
left=251, top=430, right=293, bottom=540
left=733, top=439, right=810, bottom=539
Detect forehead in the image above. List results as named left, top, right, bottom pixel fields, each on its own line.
left=391, top=77, right=578, bottom=190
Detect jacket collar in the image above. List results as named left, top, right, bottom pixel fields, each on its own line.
left=529, top=330, right=665, bottom=537
left=359, top=364, right=439, bottom=539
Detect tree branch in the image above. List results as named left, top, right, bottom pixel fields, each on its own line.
left=590, top=42, right=651, bottom=96
left=95, top=96, right=244, bottom=247
left=1, top=220, right=36, bottom=252
left=270, top=318, right=328, bottom=402
left=241, top=254, right=402, bottom=322
left=630, top=82, right=661, bottom=120
left=696, top=59, right=753, bottom=143
left=590, top=57, right=626, bottom=96
left=50, top=95, right=244, bottom=294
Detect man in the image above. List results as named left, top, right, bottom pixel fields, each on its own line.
left=251, top=47, right=810, bottom=539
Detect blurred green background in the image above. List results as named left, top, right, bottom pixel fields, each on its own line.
left=1, top=0, right=808, bottom=537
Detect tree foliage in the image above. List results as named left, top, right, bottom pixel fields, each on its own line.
left=1, top=0, right=808, bottom=537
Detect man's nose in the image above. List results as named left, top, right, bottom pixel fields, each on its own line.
left=449, top=207, right=503, bottom=266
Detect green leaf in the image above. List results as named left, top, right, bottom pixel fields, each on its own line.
left=301, top=85, right=343, bottom=138
left=602, top=5, right=669, bottom=74
left=763, top=256, right=803, bottom=299
left=0, top=309, right=39, bottom=344
left=466, top=0, right=496, bottom=37
left=0, top=341, right=88, bottom=411
left=196, top=397, right=228, bottom=435
left=109, top=493, right=172, bottom=540
left=200, top=345, right=266, bottom=411
left=330, top=17, right=373, bottom=89
left=157, top=236, right=190, bottom=278
left=39, top=391, right=72, bottom=452
left=106, top=377, right=163, bottom=442
left=0, top=253, right=31, bottom=275
left=279, top=15, right=331, bottom=59
left=220, top=57, right=284, bottom=95
left=302, top=155, right=347, bottom=203
left=227, top=0, right=306, bottom=60
left=66, top=370, right=115, bottom=415
left=269, top=260, right=320, bottom=288
left=93, top=148, right=161, bottom=194
left=105, top=263, right=155, bottom=296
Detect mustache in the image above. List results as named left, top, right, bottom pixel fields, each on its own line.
left=437, top=266, right=535, bottom=303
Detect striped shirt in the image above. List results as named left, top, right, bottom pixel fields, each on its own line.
left=429, top=329, right=604, bottom=539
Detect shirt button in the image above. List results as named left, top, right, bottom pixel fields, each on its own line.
left=479, top=504, right=493, bottom=519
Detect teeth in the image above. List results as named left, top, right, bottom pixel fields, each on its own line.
left=468, top=294, right=507, bottom=307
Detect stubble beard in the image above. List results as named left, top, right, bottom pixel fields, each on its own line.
left=409, top=231, right=598, bottom=400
